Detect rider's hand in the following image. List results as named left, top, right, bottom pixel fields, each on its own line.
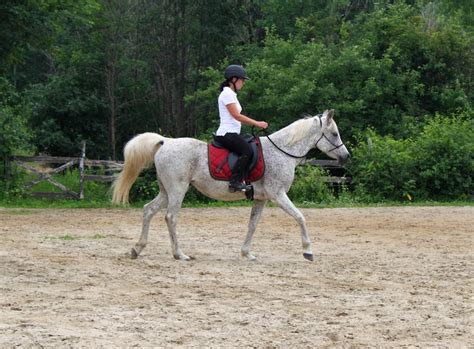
left=257, top=121, right=268, bottom=129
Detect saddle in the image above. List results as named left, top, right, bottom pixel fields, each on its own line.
left=208, top=134, right=265, bottom=183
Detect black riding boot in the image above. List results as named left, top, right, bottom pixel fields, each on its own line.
left=229, top=155, right=251, bottom=192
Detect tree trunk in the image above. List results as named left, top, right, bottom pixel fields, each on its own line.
left=106, top=63, right=118, bottom=160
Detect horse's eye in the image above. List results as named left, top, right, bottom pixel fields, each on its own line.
left=332, top=132, right=338, bottom=138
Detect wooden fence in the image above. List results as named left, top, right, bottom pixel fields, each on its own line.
left=307, top=159, right=352, bottom=185
left=5, top=143, right=123, bottom=200
left=3, top=144, right=349, bottom=199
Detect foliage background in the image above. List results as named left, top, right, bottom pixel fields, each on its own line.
left=1, top=0, right=472, bottom=202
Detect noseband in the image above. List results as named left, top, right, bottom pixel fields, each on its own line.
left=265, top=115, right=345, bottom=159
left=314, top=132, right=345, bottom=153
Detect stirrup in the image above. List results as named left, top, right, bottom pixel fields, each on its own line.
left=229, top=182, right=252, bottom=193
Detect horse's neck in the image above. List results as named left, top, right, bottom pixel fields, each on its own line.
left=270, top=123, right=320, bottom=157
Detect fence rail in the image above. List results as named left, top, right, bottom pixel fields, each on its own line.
left=6, top=142, right=123, bottom=199
left=306, top=159, right=352, bottom=185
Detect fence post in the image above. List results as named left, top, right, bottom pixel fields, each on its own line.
left=79, top=141, right=86, bottom=199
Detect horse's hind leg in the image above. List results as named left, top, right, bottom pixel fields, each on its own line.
left=241, top=200, right=266, bottom=261
left=165, top=184, right=191, bottom=261
left=131, top=192, right=168, bottom=259
left=274, top=192, right=314, bottom=261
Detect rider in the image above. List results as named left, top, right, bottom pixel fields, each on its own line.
left=214, top=64, right=268, bottom=192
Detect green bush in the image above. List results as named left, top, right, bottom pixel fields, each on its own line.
left=413, top=113, right=473, bottom=199
left=349, top=112, right=474, bottom=201
left=128, top=167, right=159, bottom=203
left=349, top=129, right=415, bottom=201
left=288, top=163, right=335, bottom=204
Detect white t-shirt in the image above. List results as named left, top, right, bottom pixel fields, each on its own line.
left=216, top=87, right=242, bottom=135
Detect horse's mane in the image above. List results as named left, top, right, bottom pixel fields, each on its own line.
left=284, top=117, right=316, bottom=146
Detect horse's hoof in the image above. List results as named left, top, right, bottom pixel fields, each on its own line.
left=174, top=254, right=194, bottom=261
left=242, top=253, right=257, bottom=261
left=303, top=253, right=314, bottom=261
left=131, top=248, right=138, bottom=259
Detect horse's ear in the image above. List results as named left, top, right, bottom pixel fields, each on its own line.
left=327, top=109, right=334, bottom=122
left=323, top=109, right=334, bottom=124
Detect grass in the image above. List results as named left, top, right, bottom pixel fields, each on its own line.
left=45, top=234, right=81, bottom=241
left=0, top=194, right=471, bottom=209
left=44, top=233, right=107, bottom=240
left=0, top=197, right=117, bottom=209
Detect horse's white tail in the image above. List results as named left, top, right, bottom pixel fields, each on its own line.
left=112, top=132, right=165, bottom=205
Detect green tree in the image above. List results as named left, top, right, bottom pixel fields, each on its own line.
left=0, top=78, right=33, bottom=158
left=347, top=2, right=473, bottom=116
left=136, top=0, right=261, bottom=137
left=192, top=1, right=472, bottom=143
left=25, top=1, right=107, bottom=158
left=0, top=0, right=55, bottom=75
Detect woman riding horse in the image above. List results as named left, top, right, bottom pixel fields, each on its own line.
left=214, top=65, right=268, bottom=192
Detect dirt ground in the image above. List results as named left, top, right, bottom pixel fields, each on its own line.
left=0, top=205, right=472, bottom=347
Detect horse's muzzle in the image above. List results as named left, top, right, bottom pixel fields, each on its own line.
left=338, top=153, right=351, bottom=166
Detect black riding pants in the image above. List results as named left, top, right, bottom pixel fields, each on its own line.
left=214, top=133, right=252, bottom=180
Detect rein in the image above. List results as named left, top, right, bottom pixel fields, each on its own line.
left=265, top=133, right=308, bottom=159
left=261, top=115, right=345, bottom=159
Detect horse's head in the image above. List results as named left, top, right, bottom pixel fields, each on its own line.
left=316, top=109, right=350, bottom=165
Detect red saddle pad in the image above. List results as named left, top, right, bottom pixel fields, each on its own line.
left=208, top=138, right=265, bottom=182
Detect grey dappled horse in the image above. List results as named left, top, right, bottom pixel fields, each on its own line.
left=112, top=109, right=350, bottom=261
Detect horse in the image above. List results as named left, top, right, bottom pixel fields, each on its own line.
left=112, top=109, right=350, bottom=261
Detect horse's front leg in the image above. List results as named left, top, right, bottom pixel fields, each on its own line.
left=241, top=200, right=266, bottom=261
left=274, top=192, right=313, bottom=261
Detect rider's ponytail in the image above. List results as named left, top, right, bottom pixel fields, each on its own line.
left=220, top=80, right=230, bottom=91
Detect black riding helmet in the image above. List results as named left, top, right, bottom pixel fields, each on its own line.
left=224, top=65, right=250, bottom=80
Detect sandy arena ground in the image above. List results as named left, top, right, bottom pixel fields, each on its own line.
left=0, top=206, right=472, bottom=347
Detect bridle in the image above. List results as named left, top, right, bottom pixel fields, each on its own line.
left=263, top=115, right=345, bottom=159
